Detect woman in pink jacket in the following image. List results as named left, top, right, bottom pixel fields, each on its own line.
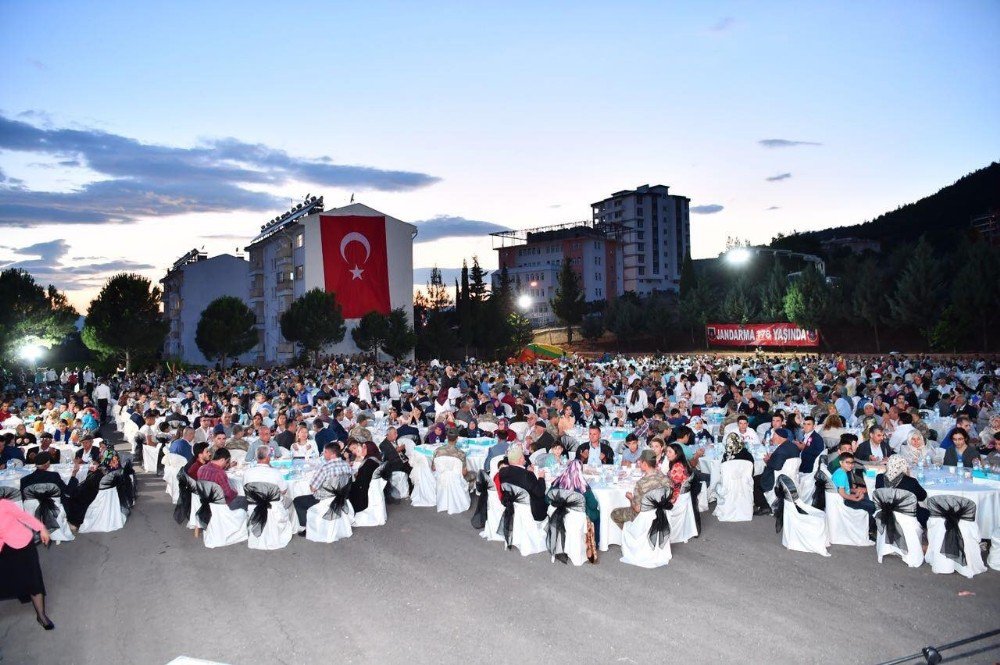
left=0, top=499, right=53, bottom=629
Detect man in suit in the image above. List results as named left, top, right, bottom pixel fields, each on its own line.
left=497, top=445, right=548, bottom=521
left=856, top=425, right=891, bottom=462
left=579, top=424, right=615, bottom=467
left=74, top=434, right=101, bottom=463
left=20, top=451, right=80, bottom=499
left=798, top=416, right=825, bottom=474
left=526, top=420, right=555, bottom=453
left=754, top=428, right=804, bottom=515
left=25, top=432, right=60, bottom=465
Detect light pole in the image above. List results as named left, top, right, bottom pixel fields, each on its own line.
left=724, top=247, right=826, bottom=276
left=19, top=343, right=42, bottom=371
left=517, top=294, right=533, bottom=312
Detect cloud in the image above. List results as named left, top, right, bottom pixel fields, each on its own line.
left=199, top=233, right=251, bottom=241
left=758, top=139, right=821, bottom=148
left=709, top=17, right=735, bottom=32
left=766, top=173, right=792, bottom=182
left=26, top=59, right=47, bottom=71
left=0, top=166, right=24, bottom=187
left=0, top=114, right=440, bottom=227
left=1, top=238, right=155, bottom=291
left=412, top=215, right=511, bottom=243
left=766, top=206, right=781, bottom=211
left=690, top=204, right=724, bottom=214
left=549, top=204, right=562, bottom=209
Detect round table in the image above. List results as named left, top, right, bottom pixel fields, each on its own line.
left=0, top=463, right=90, bottom=490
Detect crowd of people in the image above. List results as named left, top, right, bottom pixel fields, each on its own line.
left=2, top=352, right=999, bottom=627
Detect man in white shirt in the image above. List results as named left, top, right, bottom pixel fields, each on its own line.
left=243, top=446, right=290, bottom=509
left=690, top=380, right=708, bottom=407
left=735, top=415, right=762, bottom=447
left=358, top=372, right=374, bottom=406
left=388, top=373, right=402, bottom=411
left=193, top=416, right=215, bottom=444
left=93, top=379, right=112, bottom=423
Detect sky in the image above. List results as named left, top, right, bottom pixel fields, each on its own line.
left=1, top=1, right=998, bottom=311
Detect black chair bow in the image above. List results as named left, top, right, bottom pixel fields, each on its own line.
left=174, top=469, right=197, bottom=525
left=545, top=488, right=585, bottom=563
left=100, top=468, right=134, bottom=516
left=195, top=480, right=226, bottom=527
left=322, top=480, right=353, bottom=521
left=641, top=487, right=673, bottom=549
left=471, top=471, right=490, bottom=530
left=23, top=483, right=61, bottom=531
left=927, top=495, right=977, bottom=567
left=773, top=475, right=806, bottom=534
left=813, top=471, right=830, bottom=512
left=873, top=488, right=918, bottom=553
left=0, top=485, right=20, bottom=501
left=683, top=476, right=703, bottom=535
left=497, top=483, right=529, bottom=549
left=245, top=482, right=283, bottom=537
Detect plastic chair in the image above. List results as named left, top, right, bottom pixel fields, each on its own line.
left=620, top=488, right=673, bottom=568
left=408, top=454, right=437, bottom=507
left=824, top=489, right=873, bottom=546
left=354, top=477, right=388, bottom=527
left=775, top=475, right=830, bottom=556
left=765, top=457, right=802, bottom=507
left=305, top=481, right=354, bottom=543
left=141, top=443, right=162, bottom=474
left=434, top=456, right=471, bottom=514
left=0, top=485, right=22, bottom=509
left=162, top=452, right=188, bottom=502
left=924, top=495, right=987, bottom=578
left=195, top=481, right=248, bottom=548
left=79, top=470, right=129, bottom=533
left=509, top=422, right=530, bottom=441
left=668, top=491, right=699, bottom=544
left=713, top=459, right=753, bottom=522
left=480, top=487, right=506, bottom=543
left=245, top=481, right=293, bottom=550
left=21, top=484, right=74, bottom=542
left=873, top=488, right=923, bottom=568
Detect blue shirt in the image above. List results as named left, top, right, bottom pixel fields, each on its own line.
left=831, top=467, right=851, bottom=492
left=169, top=438, right=193, bottom=462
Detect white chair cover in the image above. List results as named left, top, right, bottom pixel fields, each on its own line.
left=668, top=492, right=699, bottom=544
left=196, top=481, right=249, bottom=548
left=713, top=459, right=754, bottom=522
left=798, top=459, right=822, bottom=505
left=620, top=488, right=673, bottom=568
left=162, top=452, right=187, bottom=503
left=509, top=422, right=530, bottom=441
left=924, top=495, right=987, bottom=578
left=873, top=488, right=923, bottom=568
left=765, top=458, right=802, bottom=507
left=79, top=487, right=128, bottom=533
left=409, top=454, right=437, bottom=507
left=0, top=486, right=21, bottom=510
left=434, top=456, right=470, bottom=515
left=824, top=490, right=873, bottom=547
left=354, top=477, right=388, bottom=527
left=990, top=527, right=1000, bottom=572
left=545, top=489, right=587, bottom=566
left=498, top=484, right=547, bottom=556
left=305, top=495, right=354, bottom=543
left=245, top=482, right=293, bottom=550
left=478, top=421, right=498, bottom=434
left=480, top=488, right=506, bottom=543
left=22, top=491, right=74, bottom=543
left=389, top=471, right=409, bottom=500
left=776, top=476, right=830, bottom=556
left=141, top=443, right=162, bottom=474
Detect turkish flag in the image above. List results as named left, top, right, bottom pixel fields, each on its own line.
left=320, top=215, right=391, bottom=318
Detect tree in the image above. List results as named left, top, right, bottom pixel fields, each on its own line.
left=951, top=240, right=1000, bottom=350
left=722, top=281, right=757, bottom=324
left=644, top=295, right=677, bottom=349
left=83, top=273, right=168, bottom=372
left=195, top=296, right=258, bottom=368
left=783, top=264, right=830, bottom=331
left=851, top=257, right=887, bottom=352
left=549, top=259, right=585, bottom=344
left=414, top=267, right=457, bottom=360
left=0, top=269, right=78, bottom=363
left=279, top=288, right=346, bottom=364
left=757, top=258, right=788, bottom=321
left=351, top=311, right=389, bottom=359
left=605, top=295, right=644, bottom=348
left=381, top=308, right=416, bottom=360
left=680, top=273, right=717, bottom=347
left=580, top=314, right=605, bottom=341
left=888, top=237, right=942, bottom=348
left=498, top=312, right=534, bottom=359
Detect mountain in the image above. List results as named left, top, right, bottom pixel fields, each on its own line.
left=771, top=161, right=1000, bottom=253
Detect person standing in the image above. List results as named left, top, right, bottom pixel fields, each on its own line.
left=93, top=379, right=112, bottom=424
left=0, top=499, right=54, bottom=630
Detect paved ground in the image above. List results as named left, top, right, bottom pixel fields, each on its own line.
left=2, top=432, right=999, bottom=665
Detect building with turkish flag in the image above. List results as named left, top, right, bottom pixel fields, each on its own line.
left=246, top=200, right=415, bottom=364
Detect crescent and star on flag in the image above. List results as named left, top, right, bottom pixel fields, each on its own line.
left=340, top=231, right=371, bottom=280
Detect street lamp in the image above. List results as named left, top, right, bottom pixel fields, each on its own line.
left=724, top=246, right=826, bottom=276
left=517, top=294, right=533, bottom=311
left=725, top=248, right=752, bottom=265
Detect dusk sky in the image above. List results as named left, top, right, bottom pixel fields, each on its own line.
left=1, top=1, right=998, bottom=310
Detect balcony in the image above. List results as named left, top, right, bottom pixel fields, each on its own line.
left=276, top=281, right=292, bottom=293
left=249, top=262, right=264, bottom=275
left=275, top=245, right=292, bottom=260
left=277, top=342, right=294, bottom=354
left=250, top=286, right=264, bottom=300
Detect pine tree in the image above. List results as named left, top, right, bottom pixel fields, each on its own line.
left=550, top=259, right=585, bottom=344
left=758, top=258, right=787, bottom=321
left=852, top=257, right=887, bottom=352
left=783, top=264, right=830, bottom=331
left=888, top=237, right=942, bottom=348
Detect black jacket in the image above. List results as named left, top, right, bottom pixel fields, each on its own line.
left=856, top=439, right=891, bottom=462
left=497, top=465, right=548, bottom=521
left=349, top=458, right=379, bottom=514
left=761, top=441, right=801, bottom=492
left=20, top=468, right=78, bottom=498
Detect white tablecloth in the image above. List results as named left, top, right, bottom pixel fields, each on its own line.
left=0, top=463, right=90, bottom=490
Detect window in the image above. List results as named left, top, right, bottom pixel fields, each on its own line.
left=295, top=265, right=304, bottom=280
left=295, top=233, right=304, bottom=248
left=638, top=267, right=646, bottom=276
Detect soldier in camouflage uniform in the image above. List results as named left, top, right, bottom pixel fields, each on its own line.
left=611, top=449, right=673, bottom=529
left=432, top=428, right=475, bottom=482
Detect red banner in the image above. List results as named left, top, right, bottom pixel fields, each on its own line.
left=320, top=215, right=391, bottom=319
left=706, top=323, right=820, bottom=347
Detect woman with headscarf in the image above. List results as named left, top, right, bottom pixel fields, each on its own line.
left=875, top=454, right=929, bottom=527
left=689, top=416, right=714, bottom=445
left=899, top=431, right=933, bottom=468
left=347, top=440, right=382, bottom=514
left=493, top=418, right=517, bottom=443
left=722, top=431, right=755, bottom=465
left=425, top=422, right=448, bottom=444
left=64, top=447, right=122, bottom=527
left=550, top=459, right=601, bottom=550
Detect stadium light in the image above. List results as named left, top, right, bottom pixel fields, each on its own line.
left=517, top=294, right=532, bottom=311
left=725, top=247, right=753, bottom=265
left=19, top=343, right=42, bottom=368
